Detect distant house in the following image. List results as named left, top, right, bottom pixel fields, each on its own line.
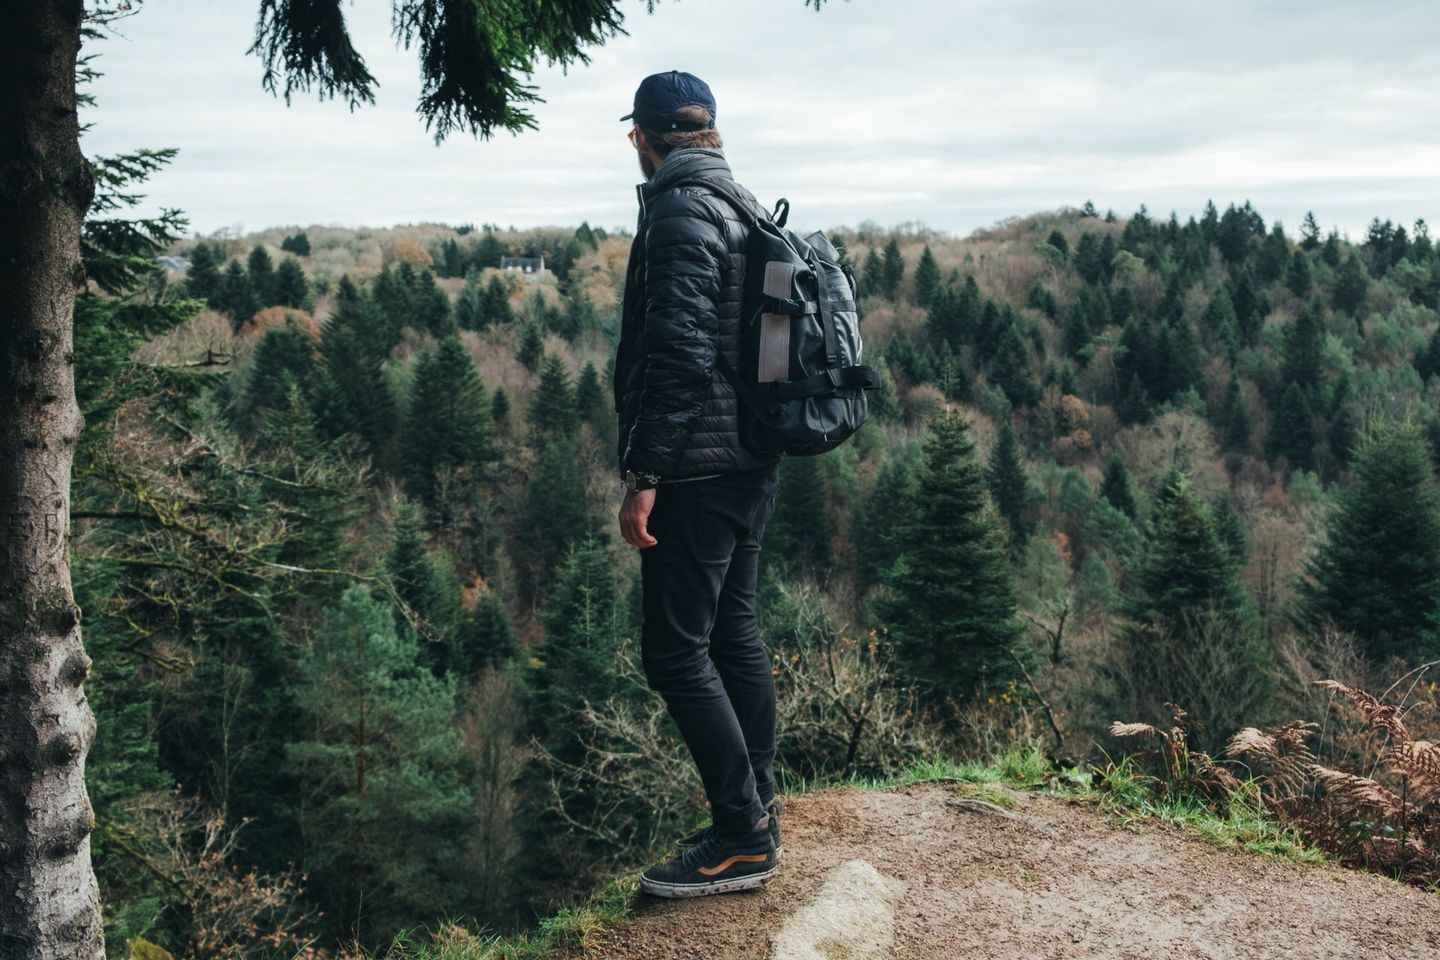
left=500, top=256, right=545, bottom=276
left=157, top=255, right=190, bottom=274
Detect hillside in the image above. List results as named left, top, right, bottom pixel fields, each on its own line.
left=570, top=782, right=1440, bottom=960
left=76, top=188, right=1440, bottom=956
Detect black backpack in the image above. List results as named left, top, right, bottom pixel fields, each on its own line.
left=681, top=177, right=882, bottom=457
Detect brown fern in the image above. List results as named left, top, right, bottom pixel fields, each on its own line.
left=1109, top=704, right=1241, bottom=801
left=1257, top=680, right=1440, bottom=887
left=1225, top=721, right=1317, bottom=800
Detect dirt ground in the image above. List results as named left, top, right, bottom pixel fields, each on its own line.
left=566, top=781, right=1440, bottom=960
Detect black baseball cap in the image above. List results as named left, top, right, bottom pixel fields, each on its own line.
left=620, top=70, right=717, bottom=132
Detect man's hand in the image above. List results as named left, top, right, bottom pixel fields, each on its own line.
left=619, top=488, right=659, bottom=548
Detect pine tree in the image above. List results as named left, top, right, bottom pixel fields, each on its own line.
left=185, top=241, right=221, bottom=303
left=1322, top=230, right=1343, bottom=267
left=986, top=419, right=1034, bottom=556
left=521, top=438, right=600, bottom=604
left=272, top=255, right=309, bottom=308
left=442, top=238, right=464, bottom=277
left=373, top=263, right=418, bottom=336
left=455, top=277, right=483, bottom=330
left=256, top=377, right=323, bottom=457
left=1217, top=204, right=1253, bottom=265
left=1300, top=211, right=1322, bottom=251
left=854, top=248, right=879, bottom=299
left=1328, top=375, right=1359, bottom=469
left=1334, top=255, right=1369, bottom=318
left=1221, top=376, right=1252, bottom=451
left=387, top=502, right=464, bottom=675
left=1109, top=285, right=1138, bottom=327
left=454, top=590, right=518, bottom=678
left=414, top=268, right=455, bottom=337
left=1073, top=233, right=1104, bottom=284
left=528, top=352, right=579, bottom=446
left=1281, top=298, right=1325, bottom=394
left=1062, top=291, right=1093, bottom=362
left=312, top=278, right=396, bottom=450
left=1200, top=286, right=1239, bottom=346
left=1415, top=328, right=1440, bottom=383
left=517, top=320, right=545, bottom=371
left=1269, top=381, right=1315, bottom=470
left=404, top=337, right=493, bottom=504
left=913, top=245, right=941, bottom=306
left=285, top=585, right=471, bottom=941
left=490, top=386, right=512, bottom=435
left=281, top=231, right=311, bottom=256
left=1229, top=264, right=1265, bottom=345
left=853, top=445, right=921, bottom=591
left=247, top=244, right=277, bottom=306
left=216, top=259, right=258, bottom=331
left=533, top=534, right=630, bottom=751
left=874, top=409, right=1024, bottom=706
left=1099, top=451, right=1138, bottom=518
left=1156, top=317, right=1204, bottom=403
left=764, top=455, right=834, bottom=576
left=475, top=230, right=506, bottom=270
left=574, top=359, right=603, bottom=422
left=481, top=275, right=514, bottom=325
left=989, top=316, right=1037, bottom=407
left=1118, top=371, right=1152, bottom=424
left=241, top=322, right=314, bottom=427
left=1258, top=224, right=1290, bottom=283
left=1297, top=418, right=1440, bottom=661
left=559, top=289, right=597, bottom=340
left=1286, top=249, right=1313, bottom=299
left=1108, top=473, right=1273, bottom=752
left=1026, top=279, right=1057, bottom=319
left=1046, top=230, right=1070, bottom=256
left=575, top=221, right=598, bottom=250
left=881, top=237, right=905, bottom=298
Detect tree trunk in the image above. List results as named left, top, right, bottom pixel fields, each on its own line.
left=0, top=2, right=103, bottom=958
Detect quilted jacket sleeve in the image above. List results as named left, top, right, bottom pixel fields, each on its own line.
left=621, top=188, right=727, bottom=476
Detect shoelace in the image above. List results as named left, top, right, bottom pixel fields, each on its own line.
left=677, top=830, right=724, bottom=869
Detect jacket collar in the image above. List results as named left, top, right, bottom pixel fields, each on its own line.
left=635, top=148, right=733, bottom=221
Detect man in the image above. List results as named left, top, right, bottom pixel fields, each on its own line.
left=612, top=70, right=784, bottom=898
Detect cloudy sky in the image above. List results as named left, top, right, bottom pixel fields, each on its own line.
left=84, top=0, right=1439, bottom=241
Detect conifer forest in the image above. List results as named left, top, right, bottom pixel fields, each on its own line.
left=73, top=147, right=1440, bottom=953
left=7, top=4, right=1440, bottom=958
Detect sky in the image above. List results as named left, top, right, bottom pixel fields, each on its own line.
left=83, top=0, right=1440, bottom=241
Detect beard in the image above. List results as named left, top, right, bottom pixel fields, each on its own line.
left=638, top=149, right=657, bottom=180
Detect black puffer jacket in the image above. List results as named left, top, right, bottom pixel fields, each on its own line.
left=613, top=148, right=782, bottom=480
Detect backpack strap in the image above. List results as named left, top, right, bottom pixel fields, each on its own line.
left=759, top=363, right=882, bottom=401
left=672, top=175, right=767, bottom=229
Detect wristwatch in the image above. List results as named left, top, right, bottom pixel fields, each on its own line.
left=624, top=469, right=661, bottom=494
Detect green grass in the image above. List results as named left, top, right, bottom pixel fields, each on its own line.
left=1091, top=756, right=1324, bottom=862
left=364, top=876, right=637, bottom=960
left=847, top=745, right=1322, bottom=864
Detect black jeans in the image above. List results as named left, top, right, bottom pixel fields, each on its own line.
left=639, top=461, right=781, bottom=836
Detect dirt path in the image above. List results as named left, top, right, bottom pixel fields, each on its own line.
left=568, top=782, right=1440, bottom=960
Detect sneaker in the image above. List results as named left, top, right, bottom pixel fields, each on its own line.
left=640, top=818, right=777, bottom=898
left=676, top=798, right=783, bottom=857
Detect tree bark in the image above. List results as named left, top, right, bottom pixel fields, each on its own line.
left=0, top=2, right=103, bottom=958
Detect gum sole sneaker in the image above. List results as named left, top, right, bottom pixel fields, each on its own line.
left=641, top=824, right=777, bottom=899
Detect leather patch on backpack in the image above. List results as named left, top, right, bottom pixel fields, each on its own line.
left=758, top=313, right=790, bottom=382
left=763, top=261, right=793, bottom=299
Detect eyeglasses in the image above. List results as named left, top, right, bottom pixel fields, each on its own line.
left=627, top=128, right=638, bottom=147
